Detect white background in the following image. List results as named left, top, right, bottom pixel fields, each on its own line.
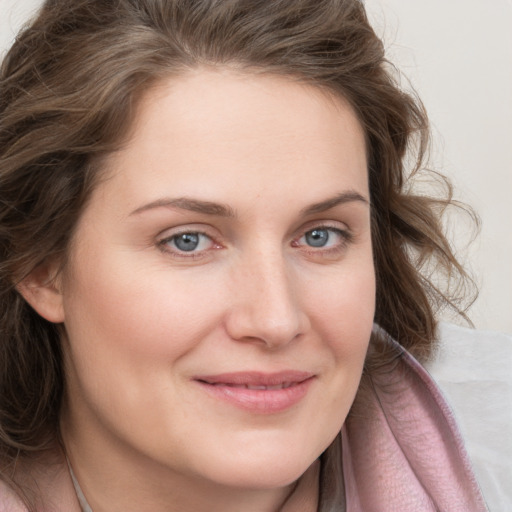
left=1, top=0, right=511, bottom=334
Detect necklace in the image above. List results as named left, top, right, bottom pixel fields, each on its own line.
left=67, top=460, right=93, bottom=512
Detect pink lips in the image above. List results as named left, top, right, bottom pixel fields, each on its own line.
left=193, top=371, right=315, bottom=414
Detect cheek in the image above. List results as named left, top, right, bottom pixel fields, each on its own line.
left=61, top=255, right=225, bottom=367
left=299, top=265, right=375, bottom=456
left=306, top=260, right=376, bottom=347
left=305, top=260, right=375, bottom=421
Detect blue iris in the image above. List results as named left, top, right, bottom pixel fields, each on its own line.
left=305, top=229, right=330, bottom=247
left=174, top=233, right=200, bottom=252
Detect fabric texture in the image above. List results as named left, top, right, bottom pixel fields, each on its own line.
left=334, top=327, right=489, bottom=511
left=425, top=322, right=512, bottom=511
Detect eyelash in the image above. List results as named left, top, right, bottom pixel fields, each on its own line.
left=292, top=225, right=353, bottom=256
left=157, top=230, right=220, bottom=260
left=157, top=225, right=353, bottom=260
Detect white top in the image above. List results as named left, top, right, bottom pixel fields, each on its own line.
left=424, top=322, right=512, bottom=511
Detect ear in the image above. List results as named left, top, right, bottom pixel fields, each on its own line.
left=16, top=263, right=65, bottom=323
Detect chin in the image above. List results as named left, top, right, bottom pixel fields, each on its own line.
left=194, top=441, right=322, bottom=490
left=211, top=463, right=310, bottom=490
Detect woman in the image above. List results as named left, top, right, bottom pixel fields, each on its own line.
left=0, top=0, right=489, bottom=510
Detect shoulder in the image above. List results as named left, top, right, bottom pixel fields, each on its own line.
left=0, top=447, right=82, bottom=512
left=424, top=322, right=512, bottom=511
left=0, top=480, right=28, bottom=512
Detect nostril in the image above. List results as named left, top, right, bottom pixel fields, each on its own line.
left=224, top=300, right=309, bottom=349
left=225, top=259, right=309, bottom=346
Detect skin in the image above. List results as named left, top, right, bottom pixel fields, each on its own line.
left=24, top=68, right=375, bottom=512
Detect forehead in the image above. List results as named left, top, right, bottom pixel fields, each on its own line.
left=96, top=68, right=368, bottom=214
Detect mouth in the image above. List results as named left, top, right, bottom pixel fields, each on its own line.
left=193, top=371, right=315, bottom=414
left=207, top=382, right=296, bottom=390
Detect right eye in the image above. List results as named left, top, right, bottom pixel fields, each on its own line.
left=159, top=231, right=215, bottom=255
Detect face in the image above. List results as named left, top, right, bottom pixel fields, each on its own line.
left=58, top=69, right=375, bottom=493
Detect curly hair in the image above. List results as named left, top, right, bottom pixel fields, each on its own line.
left=0, top=0, right=475, bottom=484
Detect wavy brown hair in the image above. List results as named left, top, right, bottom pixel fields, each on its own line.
left=0, top=0, right=475, bottom=486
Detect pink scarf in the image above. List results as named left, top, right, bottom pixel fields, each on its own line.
left=338, top=332, right=489, bottom=511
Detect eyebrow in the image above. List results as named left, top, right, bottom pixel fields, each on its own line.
left=300, top=191, right=369, bottom=215
left=130, top=197, right=236, bottom=218
left=129, top=191, right=368, bottom=218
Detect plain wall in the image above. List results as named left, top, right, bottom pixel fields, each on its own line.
left=363, top=0, right=512, bottom=334
left=1, top=0, right=511, bottom=334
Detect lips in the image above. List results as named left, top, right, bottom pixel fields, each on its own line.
left=193, top=371, right=315, bottom=413
left=212, top=382, right=295, bottom=390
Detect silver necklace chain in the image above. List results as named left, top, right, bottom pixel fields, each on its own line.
left=67, top=460, right=93, bottom=512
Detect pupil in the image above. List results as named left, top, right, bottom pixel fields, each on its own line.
left=175, top=233, right=199, bottom=251
left=306, top=229, right=328, bottom=247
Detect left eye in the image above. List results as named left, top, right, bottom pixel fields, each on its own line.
left=298, top=227, right=345, bottom=249
left=163, top=232, right=213, bottom=253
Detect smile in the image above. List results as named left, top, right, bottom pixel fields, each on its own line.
left=212, top=382, right=296, bottom=390
left=193, top=371, right=315, bottom=414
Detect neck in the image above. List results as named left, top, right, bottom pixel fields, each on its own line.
left=68, top=462, right=297, bottom=512
left=61, top=420, right=309, bottom=512
left=69, top=463, right=317, bottom=512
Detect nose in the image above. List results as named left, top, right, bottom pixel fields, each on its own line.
left=224, top=251, right=310, bottom=349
